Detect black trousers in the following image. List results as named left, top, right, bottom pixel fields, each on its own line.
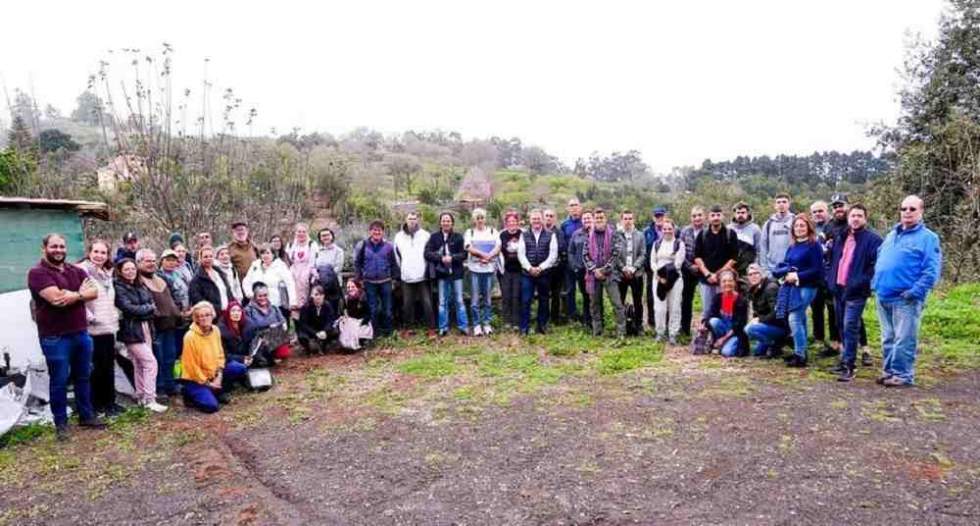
left=680, top=268, right=699, bottom=335
left=619, top=276, right=644, bottom=331
left=812, top=284, right=839, bottom=343
left=549, top=261, right=566, bottom=323
left=401, top=280, right=436, bottom=329
left=91, top=333, right=116, bottom=411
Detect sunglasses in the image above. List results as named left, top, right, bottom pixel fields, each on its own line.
left=832, top=203, right=846, bottom=209
left=900, top=207, right=918, bottom=212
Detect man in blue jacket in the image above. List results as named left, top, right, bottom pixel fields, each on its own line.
left=559, top=199, right=584, bottom=324
left=826, top=204, right=882, bottom=382
left=354, top=221, right=400, bottom=338
left=871, top=195, right=942, bottom=387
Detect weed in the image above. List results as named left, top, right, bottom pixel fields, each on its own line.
left=397, top=353, right=458, bottom=379
left=597, top=342, right=663, bottom=374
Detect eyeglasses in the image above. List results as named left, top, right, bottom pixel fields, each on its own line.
left=832, top=203, right=846, bottom=209
left=900, top=207, right=918, bottom=212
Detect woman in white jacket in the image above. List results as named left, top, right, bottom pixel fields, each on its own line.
left=243, top=243, right=298, bottom=320
left=650, top=220, right=686, bottom=344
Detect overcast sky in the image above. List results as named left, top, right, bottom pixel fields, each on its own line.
left=2, top=0, right=945, bottom=171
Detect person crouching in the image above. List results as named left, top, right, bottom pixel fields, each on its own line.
left=180, top=301, right=247, bottom=413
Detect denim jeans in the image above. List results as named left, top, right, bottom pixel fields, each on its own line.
left=835, top=294, right=868, bottom=369
left=438, top=278, right=469, bottom=332
left=700, top=282, right=719, bottom=319
left=707, top=317, right=740, bottom=357
left=39, top=330, right=95, bottom=427
left=153, top=328, right=179, bottom=395
left=788, top=286, right=818, bottom=359
left=877, top=298, right=924, bottom=384
left=520, top=273, right=551, bottom=333
left=182, top=361, right=248, bottom=413
left=364, top=281, right=393, bottom=337
left=469, top=272, right=494, bottom=327
left=745, top=322, right=789, bottom=356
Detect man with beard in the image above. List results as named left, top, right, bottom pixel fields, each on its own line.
left=28, top=234, right=106, bottom=441
left=728, top=201, right=762, bottom=283
left=228, top=220, right=258, bottom=285
left=677, top=206, right=706, bottom=336
left=693, top=205, right=739, bottom=320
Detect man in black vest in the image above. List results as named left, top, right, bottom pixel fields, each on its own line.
left=518, top=209, right=559, bottom=335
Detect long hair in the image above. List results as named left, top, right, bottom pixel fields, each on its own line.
left=790, top=214, right=817, bottom=244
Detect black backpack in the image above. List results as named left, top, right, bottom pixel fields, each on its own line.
left=624, top=303, right=640, bottom=336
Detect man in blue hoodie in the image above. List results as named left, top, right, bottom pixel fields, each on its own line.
left=871, top=195, right=942, bottom=388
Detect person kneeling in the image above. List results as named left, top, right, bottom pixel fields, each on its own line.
left=297, top=285, right=338, bottom=354
left=181, top=301, right=247, bottom=413
left=703, top=270, right=749, bottom=357
left=743, top=264, right=789, bottom=358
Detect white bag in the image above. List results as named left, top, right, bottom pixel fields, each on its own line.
left=337, top=316, right=373, bottom=350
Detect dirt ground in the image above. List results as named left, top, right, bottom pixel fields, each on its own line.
left=3, top=339, right=980, bottom=526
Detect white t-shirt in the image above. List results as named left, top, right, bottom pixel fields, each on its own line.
left=464, top=226, right=501, bottom=273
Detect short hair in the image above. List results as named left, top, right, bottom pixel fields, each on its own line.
left=257, top=243, right=273, bottom=255
left=791, top=214, right=817, bottom=244
left=690, top=206, right=705, bottom=215
left=318, top=227, right=335, bottom=242
left=775, top=192, right=791, bottom=201
left=849, top=203, right=868, bottom=216
left=404, top=211, right=418, bottom=220
left=529, top=208, right=543, bottom=218
left=190, top=301, right=216, bottom=318
left=543, top=208, right=556, bottom=216
left=621, top=209, right=634, bottom=217
left=439, top=211, right=456, bottom=224
left=471, top=208, right=486, bottom=220
left=567, top=198, right=581, bottom=206
left=135, top=248, right=156, bottom=262
left=810, top=200, right=828, bottom=211
left=504, top=210, right=520, bottom=223
left=42, top=233, right=66, bottom=247
left=717, top=269, right=738, bottom=282
left=581, top=209, right=594, bottom=217
left=252, top=281, right=269, bottom=294
left=746, top=263, right=764, bottom=275
left=369, top=220, right=385, bottom=231
left=310, top=284, right=326, bottom=298
left=198, top=245, right=215, bottom=259
left=593, top=207, right=605, bottom=216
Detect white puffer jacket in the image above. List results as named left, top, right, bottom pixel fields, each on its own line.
left=242, top=258, right=298, bottom=308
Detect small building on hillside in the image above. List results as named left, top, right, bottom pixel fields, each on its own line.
left=0, top=198, right=110, bottom=368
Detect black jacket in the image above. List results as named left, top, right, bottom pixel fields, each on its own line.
left=188, top=265, right=232, bottom=311
left=424, top=230, right=466, bottom=280
left=827, top=227, right=883, bottom=301
left=114, top=278, right=156, bottom=344
left=704, top=292, right=750, bottom=355
left=747, top=277, right=784, bottom=327
left=218, top=320, right=248, bottom=362
left=297, top=302, right=337, bottom=340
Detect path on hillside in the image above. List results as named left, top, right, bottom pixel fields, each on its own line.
left=4, top=344, right=979, bottom=525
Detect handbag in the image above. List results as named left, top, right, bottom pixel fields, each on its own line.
left=691, top=327, right=712, bottom=355
left=278, top=280, right=290, bottom=308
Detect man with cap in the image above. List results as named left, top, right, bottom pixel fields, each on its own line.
left=693, top=205, right=739, bottom=320
left=825, top=193, right=850, bottom=245
left=228, top=220, right=258, bottom=284
left=728, top=201, right=762, bottom=282
left=114, top=232, right=140, bottom=264
left=643, top=206, right=667, bottom=329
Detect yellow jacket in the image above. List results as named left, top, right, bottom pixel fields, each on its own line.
left=181, top=322, right=226, bottom=384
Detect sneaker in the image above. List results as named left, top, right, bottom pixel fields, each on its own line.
left=837, top=368, right=855, bottom=382
left=55, top=424, right=70, bottom=442
left=438, top=329, right=448, bottom=337
left=483, top=324, right=493, bottom=335
left=829, top=361, right=848, bottom=374
left=654, top=334, right=666, bottom=343
left=861, top=351, right=873, bottom=367
left=79, top=417, right=107, bottom=430
left=882, top=376, right=912, bottom=388
left=142, top=400, right=169, bottom=413
left=473, top=325, right=484, bottom=336
left=786, top=355, right=808, bottom=368
left=668, top=336, right=678, bottom=346
left=875, top=374, right=892, bottom=385
left=819, top=345, right=839, bottom=358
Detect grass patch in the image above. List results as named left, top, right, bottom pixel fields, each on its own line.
left=0, top=422, right=51, bottom=448
left=597, top=342, right=664, bottom=374
left=397, top=352, right=458, bottom=379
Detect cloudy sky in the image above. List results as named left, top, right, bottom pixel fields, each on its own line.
left=2, top=0, right=944, bottom=171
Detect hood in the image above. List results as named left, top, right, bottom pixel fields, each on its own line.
left=189, top=322, right=215, bottom=337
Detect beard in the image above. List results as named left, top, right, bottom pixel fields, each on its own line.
left=45, top=252, right=65, bottom=265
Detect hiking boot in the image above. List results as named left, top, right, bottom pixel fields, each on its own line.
left=837, top=368, right=856, bottom=382
left=819, top=345, right=839, bottom=358
left=829, top=361, right=848, bottom=374
left=55, top=424, right=70, bottom=442
left=786, top=355, right=808, bottom=368
left=861, top=351, right=873, bottom=367
left=79, top=417, right=107, bottom=430
left=472, top=325, right=484, bottom=336
left=882, top=376, right=912, bottom=388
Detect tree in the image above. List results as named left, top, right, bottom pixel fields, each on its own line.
left=877, top=0, right=980, bottom=281
left=39, top=129, right=80, bottom=153
left=7, top=116, right=34, bottom=152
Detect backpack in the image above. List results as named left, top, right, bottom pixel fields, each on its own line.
left=624, top=303, right=640, bottom=336
left=691, top=327, right=712, bottom=355
left=314, top=264, right=342, bottom=301
left=653, top=238, right=681, bottom=255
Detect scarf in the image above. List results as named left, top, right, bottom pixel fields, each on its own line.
left=585, top=228, right=613, bottom=295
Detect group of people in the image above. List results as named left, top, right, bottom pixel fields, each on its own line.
left=27, top=191, right=941, bottom=442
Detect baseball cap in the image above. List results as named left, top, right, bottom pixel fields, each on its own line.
left=160, top=249, right=178, bottom=260
left=231, top=219, right=248, bottom=229
left=652, top=206, right=667, bottom=216
left=830, top=193, right=849, bottom=206
left=122, top=232, right=138, bottom=243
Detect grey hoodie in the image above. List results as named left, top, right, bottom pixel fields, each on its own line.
left=760, top=212, right=795, bottom=274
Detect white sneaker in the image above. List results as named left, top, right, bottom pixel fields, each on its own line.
left=472, top=325, right=484, bottom=336
left=142, top=400, right=168, bottom=413
left=483, top=324, right=493, bottom=335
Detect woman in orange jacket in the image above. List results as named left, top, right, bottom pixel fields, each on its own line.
left=180, top=301, right=248, bottom=413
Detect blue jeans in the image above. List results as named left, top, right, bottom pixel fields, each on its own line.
left=182, top=361, right=248, bottom=413
left=469, top=272, right=494, bottom=327
left=787, top=287, right=818, bottom=359
left=745, top=322, right=789, bottom=356
left=877, top=298, right=924, bottom=384
left=39, top=331, right=95, bottom=427
left=364, top=281, right=393, bottom=337
left=153, top=328, right=179, bottom=395
left=835, top=294, right=868, bottom=369
left=520, top=273, right=550, bottom=333
left=707, top=317, right=741, bottom=357
left=438, top=278, right=469, bottom=331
